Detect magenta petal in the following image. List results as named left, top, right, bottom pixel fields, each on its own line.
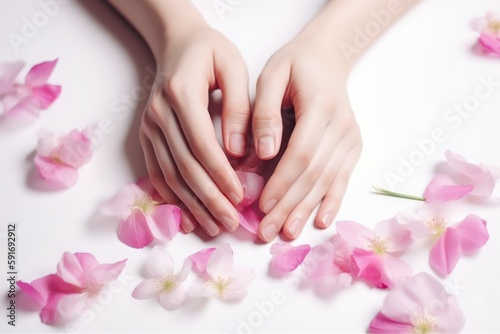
left=236, top=171, right=264, bottom=206
left=117, top=211, right=154, bottom=248
left=454, top=214, right=489, bottom=252
left=270, top=243, right=311, bottom=273
left=429, top=228, right=462, bottom=277
left=369, top=311, right=413, bottom=334
left=189, top=247, right=216, bottom=277
left=34, top=155, right=79, bottom=187
left=25, top=59, right=58, bottom=86
left=31, top=85, right=61, bottom=109
left=479, top=33, right=500, bottom=54
left=74, top=252, right=99, bottom=272
left=151, top=204, right=181, bottom=240
left=238, top=206, right=262, bottom=235
left=423, top=174, right=473, bottom=203
left=17, top=280, right=47, bottom=306
left=57, top=252, right=85, bottom=287
left=0, top=61, right=24, bottom=95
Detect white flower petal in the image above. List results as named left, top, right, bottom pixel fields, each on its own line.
left=158, top=285, right=187, bottom=310
left=228, top=267, right=255, bottom=290
left=207, top=244, right=233, bottom=278
left=220, top=288, right=248, bottom=302
left=147, top=246, right=175, bottom=278
left=175, top=258, right=192, bottom=283
left=132, top=279, right=160, bottom=299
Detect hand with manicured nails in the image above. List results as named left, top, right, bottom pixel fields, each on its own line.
left=253, top=33, right=362, bottom=242
left=140, top=24, right=252, bottom=237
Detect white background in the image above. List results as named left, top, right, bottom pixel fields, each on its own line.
left=1, top=0, right=500, bottom=333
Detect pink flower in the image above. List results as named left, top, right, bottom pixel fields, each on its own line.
left=423, top=174, right=473, bottom=203
left=17, top=252, right=127, bottom=324
left=0, top=59, right=61, bottom=118
left=269, top=242, right=311, bottom=274
left=369, top=272, right=465, bottom=333
left=471, top=12, right=500, bottom=54
left=336, top=219, right=413, bottom=289
left=398, top=206, right=489, bottom=277
left=188, top=247, right=216, bottom=279
left=132, top=246, right=192, bottom=310
left=34, top=126, right=94, bottom=188
left=100, top=178, right=181, bottom=248
left=235, top=171, right=264, bottom=234
left=190, top=244, right=254, bottom=301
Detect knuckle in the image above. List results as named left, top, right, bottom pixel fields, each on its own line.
left=164, top=75, right=185, bottom=99
left=148, top=166, right=164, bottom=184
left=189, top=137, right=209, bottom=157
left=302, top=167, right=321, bottom=187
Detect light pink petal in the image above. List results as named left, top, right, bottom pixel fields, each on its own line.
left=207, top=244, right=233, bottom=278
left=189, top=247, right=216, bottom=277
left=58, top=129, right=93, bottom=168
left=237, top=207, right=261, bottom=235
left=270, top=243, right=311, bottom=273
left=57, top=293, right=88, bottom=320
left=17, top=280, right=46, bottom=306
left=74, top=252, right=99, bottom=272
left=470, top=18, right=487, bottom=32
left=227, top=267, right=255, bottom=290
left=175, top=258, right=193, bottom=283
left=40, top=293, right=72, bottom=324
left=486, top=11, right=500, bottom=23
left=302, top=241, right=338, bottom=278
left=336, top=220, right=374, bottom=249
left=99, top=183, right=145, bottom=218
left=4, top=94, right=42, bottom=117
left=369, top=311, right=413, bottom=334
left=454, top=214, right=489, bottom=252
left=158, top=285, right=187, bottom=310
left=117, top=211, right=154, bottom=249
left=150, top=204, right=181, bottom=240
left=132, top=279, right=159, bottom=299
left=34, top=155, right=79, bottom=187
left=0, top=61, right=24, bottom=95
left=236, top=171, right=264, bottom=207
left=445, top=150, right=483, bottom=177
left=25, top=59, right=58, bottom=86
left=31, top=84, right=61, bottom=109
left=36, top=132, right=59, bottom=157
left=435, top=295, right=466, bottom=333
left=269, top=241, right=291, bottom=255
left=219, top=288, right=248, bottom=302
left=429, top=228, right=462, bottom=277
left=189, top=278, right=211, bottom=298
left=91, top=259, right=127, bottom=284
left=423, top=174, right=473, bottom=203
left=374, top=218, right=412, bottom=254
left=382, top=254, right=413, bottom=288
left=56, top=252, right=85, bottom=287
left=136, top=177, right=164, bottom=202
left=395, top=211, right=431, bottom=240
left=146, top=246, right=175, bottom=278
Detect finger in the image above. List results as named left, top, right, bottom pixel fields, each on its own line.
left=253, top=63, right=289, bottom=159
left=139, top=126, right=179, bottom=204
left=215, top=53, right=251, bottom=157
left=315, top=146, right=361, bottom=229
left=258, top=107, right=330, bottom=214
left=179, top=206, right=196, bottom=234
left=149, top=98, right=240, bottom=232
left=163, top=81, right=244, bottom=205
left=257, top=132, right=351, bottom=243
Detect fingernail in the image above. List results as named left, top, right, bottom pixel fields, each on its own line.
left=288, top=219, right=302, bottom=239
left=262, top=224, right=278, bottom=242
left=258, top=136, right=275, bottom=158
left=206, top=222, right=220, bottom=236
left=229, top=133, right=246, bottom=154
left=229, top=191, right=241, bottom=205
left=220, top=215, right=238, bottom=232
left=262, top=199, right=277, bottom=214
left=321, top=212, right=333, bottom=228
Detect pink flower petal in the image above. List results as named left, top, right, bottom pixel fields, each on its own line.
left=4, top=95, right=42, bottom=118
left=31, top=84, right=61, bottom=109
left=207, top=244, right=233, bottom=278
left=302, top=236, right=349, bottom=279
left=117, top=211, right=154, bottom=249
left=236, top=171, right=264, bottom=207
left=74, top=252, right=100, bottom=272
left=56, top=293, right=88, bottom=320
left=374, top=218, right=412, bottom=254
left=58, top=129, right=93, bottom=168
left=158, top=285, right=187, bottom=310
left=423, top=174, right=473, bottom=203
left=91, top=259, right=127, bottom=284
left=132, top=279, right=159, bottom=299
left=146, top=246, right=175, bottom=278
left=218, top=288, right=248, bottom=302
left=34, top=155, right=79, bottom=187
left=454, top=214, right=489, bottom=252
left=336, top=220, right=374, bottom=249
left=269, top=242, right=311, bottom=273
left=479, top=33, right=500, bottom=54
left=395, top=211, right=431, bottom=240
left=237, top=207, right=261, bottom=235
left=150, top=204, right=181, bottom=240
left=56, top=252, right=85, bottom=287
left=226, top=266, right=255, bottom=290
left=189, top=247, right=216, bottom=277
left=99, top=183, right=145, bottom=218
left=429, top=228, right=462, bottom=277
left=175, top=258, right=192, bottom=283
left=25, top=59, right=58, bottom=86
left=0, top=61, right=24, bottom=95
left=369, top=311, right=413, bottom=334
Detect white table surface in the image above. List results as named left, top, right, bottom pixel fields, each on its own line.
left=1, top=0, right=500, bottom=333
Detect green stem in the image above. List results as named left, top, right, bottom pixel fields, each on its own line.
left=372, top=186, right=425, bottom=201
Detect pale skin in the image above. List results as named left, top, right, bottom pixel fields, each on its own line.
left=108, top=0, right=419, bottom=242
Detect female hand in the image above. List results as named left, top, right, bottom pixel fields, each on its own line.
left=253, top=32, right=363, bottom=242
left=140, top=23, right=252, bottom=237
